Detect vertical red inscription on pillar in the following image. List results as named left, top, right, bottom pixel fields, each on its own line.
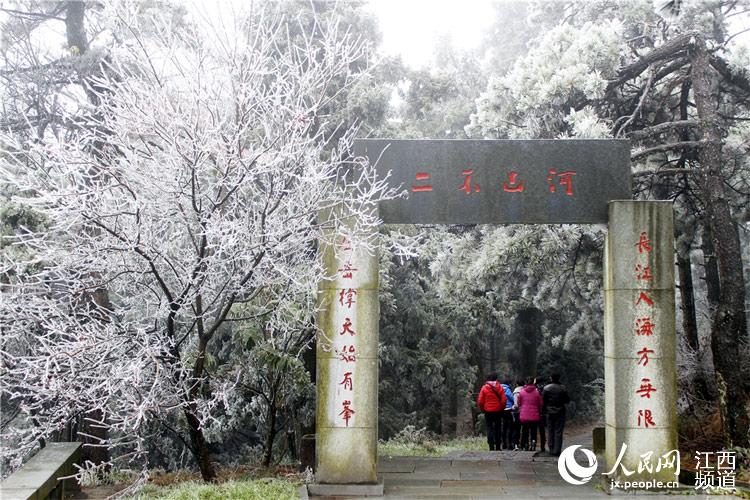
left=339, top=288, right=357, bottom=308
left=339, top=317, right=356, bottom=336
left=335, top=236, right=359, bottom=427
left=635, top=317, right=655, bottom=336
left=338, top=262, right=358, bottom=279
left=338, top=345, right=356, bottom=363
left=636, top=378, right=657, bottom=398
left=635, top=232, right=652, bottom=253
left=632, top=228, right=659, bottom=430
left=638, top=409, right=655, bottom=428
left=340, top=400, right=355, bottom=427
left=637, top=347, right=655, bottom=366
left=340, top=372, right=353, bottom=391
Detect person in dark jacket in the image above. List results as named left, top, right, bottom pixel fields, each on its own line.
left=542, top=373, right=571, bottom=456
left=534, top=375, right=547, bottom=453
left=500, top=379, right=515, bottom=450
left=477, top=372, right=507, bottom=451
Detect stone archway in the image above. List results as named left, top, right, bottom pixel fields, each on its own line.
left=313, top=140, right=677, bottom=491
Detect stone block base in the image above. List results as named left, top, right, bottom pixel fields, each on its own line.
left=306, top=481, right=384, bottom=497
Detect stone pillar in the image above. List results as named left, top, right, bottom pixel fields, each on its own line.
left=315, top=224, right=379, bottom=484
left=604, top=201, right=677, bottom=485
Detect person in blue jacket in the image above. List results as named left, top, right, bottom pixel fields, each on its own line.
left=500, top=378, right=515, bottom=450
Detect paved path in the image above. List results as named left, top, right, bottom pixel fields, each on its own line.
left=360, top=430, right=742, bottom=499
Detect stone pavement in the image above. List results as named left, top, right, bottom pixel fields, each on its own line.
left=307, top=430, right=743, bottom=499
left=377, top=450, right=588, bottom=498
left=370, top=450, right=737, bottom=499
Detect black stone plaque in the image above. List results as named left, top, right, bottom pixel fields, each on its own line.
left=354, top=139, right=631, bottom=224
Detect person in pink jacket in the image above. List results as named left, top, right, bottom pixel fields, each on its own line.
left=516, top=377, right=543, bottom=451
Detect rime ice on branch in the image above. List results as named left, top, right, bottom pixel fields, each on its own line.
left=0, top=2, right=405, bottom=483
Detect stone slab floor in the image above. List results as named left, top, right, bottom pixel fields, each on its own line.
left=68, top=449, right=744, bottom=499
left=361, top=451, right=741, bottom=499
left=308, top=429, right=744, bottom=499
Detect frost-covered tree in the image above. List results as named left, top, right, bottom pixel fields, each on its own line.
left=374, top=4, right=544, bottom=436
left=469, top=0, right=750, bottom=446
left=430, top=224, right=607, bottom=417
left=379, top=226, right=484, bottom=437
left=0, top=0, right=150, bottom=471
left=0, top=2, right=398, bottom=483
left=393, top=37, right=487, bottom=139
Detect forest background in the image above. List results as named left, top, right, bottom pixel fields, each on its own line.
left=1, top=0, right=749, bottom=486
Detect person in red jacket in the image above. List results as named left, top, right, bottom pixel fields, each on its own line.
left=477, top=371, right=507, bottom=451
left=516, top=377, right=544, bottom=451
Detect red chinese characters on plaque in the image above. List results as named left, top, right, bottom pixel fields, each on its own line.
left=458, top=169, right=481, bottom=194
left=502, top=171, right=525, bottom=193
left=547, top=169, right=576, bottom=196
left=411, top=172, right=433, bottom=192
left=406, top=168, right=577, bottom=197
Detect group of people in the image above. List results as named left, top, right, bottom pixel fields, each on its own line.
left=476, top=372, right=570, bottom=456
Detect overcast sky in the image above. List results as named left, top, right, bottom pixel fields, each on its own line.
left=189, top=0, right=497, bottom=68
left=3, top=2, right=744, bottom=73
left=189, top=1, right=749, bottom=70
left=364, top=0, right=496, bottom=67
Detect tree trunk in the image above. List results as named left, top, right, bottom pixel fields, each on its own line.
left=300, top=333, right=316, bottom=468
left=654, top=154, right=699, bottom=350
left=676, top=252, right=699, bottom=351
left=65, top=2, right=89, bottom=54
left=185, top=407, right=217, bottom=481
left=455, top=389, right=474, bottom=437
left=701, top=223, right=722, bottom=314
left=677, top=248, right=715, bottom=401
left=511, top=307, right=542, bottom=379
left=63, top=1, right=111, bottom=469
left=299, top=335, right=316, bottom=470
left=440, top=376, right=457, bottom=436
left=489, top=329, right=499, bottom=372
left=691, top=37, right=750, bottom=447
left=185, top=332, right=216, bottom=481
left=263, top=400, right=277, bottom=468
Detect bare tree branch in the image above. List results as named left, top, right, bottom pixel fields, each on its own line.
left=627, top=120, right=700, bottom=141
left=631, top=140, right=708, bottom=160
